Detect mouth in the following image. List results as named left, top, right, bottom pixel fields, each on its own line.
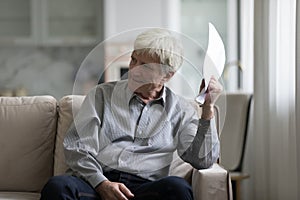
left=132, top=77, right=148, bottom=84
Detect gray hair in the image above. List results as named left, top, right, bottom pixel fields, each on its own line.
left=134, top=28, right=184, bottom=73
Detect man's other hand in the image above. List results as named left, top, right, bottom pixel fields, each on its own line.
left=96, top=180, right=134, bottom=200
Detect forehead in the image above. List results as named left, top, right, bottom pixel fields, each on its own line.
left=132, top=50, right=161, bottom=64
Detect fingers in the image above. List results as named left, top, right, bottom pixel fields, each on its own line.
left=119, top=183, right=134, bottom=198
left=207, top=77, right=223, bottom=94
left=198, top=76, right=222, bottom=94
left=96, top=181, right=134, bottom=200
left=111, top=183, right=134, bottom=200
left=112, top=186, right=129, bottom=200
left=204, top=76, right=223, bottom=104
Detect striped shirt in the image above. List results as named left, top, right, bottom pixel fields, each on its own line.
left=64, top=80, right=220, bottom=188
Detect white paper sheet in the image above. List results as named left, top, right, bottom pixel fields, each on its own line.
left=195, top=23, right=226, bottom=105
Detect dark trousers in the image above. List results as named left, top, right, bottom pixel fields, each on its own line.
left=40, top=170, right=193, bottom=200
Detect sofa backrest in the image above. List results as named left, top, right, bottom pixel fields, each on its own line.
left=0, top=96, right=57, bottom=192
left=217, top=93, right=252, bottom=171
left=54, top=95, right=85, bottom=175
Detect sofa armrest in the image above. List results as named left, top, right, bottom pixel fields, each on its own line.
left=192, top=163, right=232, bottom=200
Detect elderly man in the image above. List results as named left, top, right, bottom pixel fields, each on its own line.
left=41, top=28, right=222, bottom=200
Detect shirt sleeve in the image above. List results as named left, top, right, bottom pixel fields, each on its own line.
left=177, top=105, right=220, bottom=169
left=63, top=87, right=107, bottom=188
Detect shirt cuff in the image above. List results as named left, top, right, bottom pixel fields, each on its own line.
left=88, top=173, right=108, bottom=188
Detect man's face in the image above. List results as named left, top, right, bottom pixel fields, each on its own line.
left=128, top=51, right=170, bottom=92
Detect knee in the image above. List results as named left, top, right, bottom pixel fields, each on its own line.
left=42, top=176, right=70, bottom=191
left=160, top=176, right=193, bottom=200
left=40, top=176, right=74, bottom=200
left=161, top=176, right=191, bottom=190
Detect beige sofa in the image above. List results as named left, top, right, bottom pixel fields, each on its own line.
left=0, top=95, right=232, bottom=200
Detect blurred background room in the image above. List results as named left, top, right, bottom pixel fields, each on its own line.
left=0, top=0, right=299, bottom=200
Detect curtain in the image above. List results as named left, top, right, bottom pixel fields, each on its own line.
left=296, top=1, right=300, bottom=199
left=251, top=0, right=298, bottom=199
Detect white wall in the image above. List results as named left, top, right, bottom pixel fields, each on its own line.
left=104, top=0, right=180, bottom=39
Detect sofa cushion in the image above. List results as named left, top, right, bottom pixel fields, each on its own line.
left=0, top=96, right=57, bottom=192
left=54, top=95, right=85, bottom=175
left=0, top=192, right=40, bottom=200
left=169, top=152, right=193, bottom=184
